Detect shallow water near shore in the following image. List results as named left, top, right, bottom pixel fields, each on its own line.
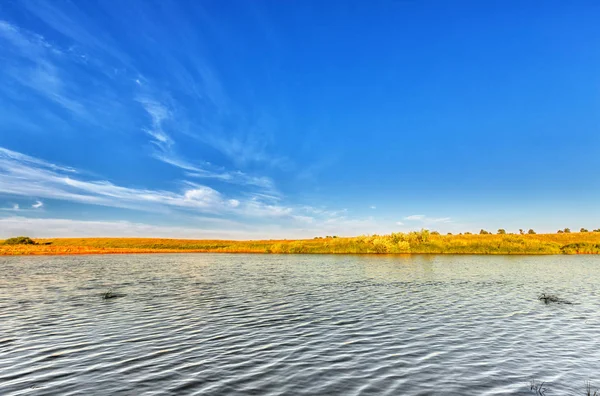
left=1, top=254, right=599, bottom=395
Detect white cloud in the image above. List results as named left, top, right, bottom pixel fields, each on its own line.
left=0, top=203, right=20, bottom=211
left=429, top=217, right=452, bottom=223
left=2, top=200, right=45, bottom=211
left=0, top=147, right=399, bottom=238
left=136, top=93, right=279, bottom=194
left=201, top=131, right=288, bottom=169
left=370, top=205, right=376, bottom=209
left=0, top=20, right=86, bottom=115
left=0, top=147, right=75, bottom=173
left=185, top=170, right=277, bottom=192
left=403, top=214, right=452, bottom=225
left=0, top=147, right=353, bottom=228
left=0, top=216, right=398, bottom=240
left=396, top=221, right=404, bottom=226
left=0, top=217, right=256, bottom=239
left=137, top=96, right=173, bottom=148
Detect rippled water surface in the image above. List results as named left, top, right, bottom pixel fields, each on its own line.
left=1, top=254, right=599, bottom=395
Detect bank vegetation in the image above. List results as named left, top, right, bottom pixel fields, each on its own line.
left=2, top=230, right=600, bottom=256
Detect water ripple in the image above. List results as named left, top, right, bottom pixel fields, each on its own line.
left=1, top=254, right=599, bottom=395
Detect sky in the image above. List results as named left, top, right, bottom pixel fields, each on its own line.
left=0, top=1, right=599, bottom=239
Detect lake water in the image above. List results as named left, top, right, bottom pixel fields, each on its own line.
left=1, top=254, right=599, bottom=395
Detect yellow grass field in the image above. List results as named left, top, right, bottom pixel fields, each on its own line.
left=2, top=231, right=600, bottom=256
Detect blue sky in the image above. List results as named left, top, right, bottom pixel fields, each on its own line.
left=1, top=1, right=599, bottom=238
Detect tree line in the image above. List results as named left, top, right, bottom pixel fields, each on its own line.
left=439, top=228, right=600, bottom=236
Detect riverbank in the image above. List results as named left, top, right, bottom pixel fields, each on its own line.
left=2, top=231, right=600, bottom=255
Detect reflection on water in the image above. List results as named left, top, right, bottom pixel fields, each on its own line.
left=1, top=254, right=599, bottom=395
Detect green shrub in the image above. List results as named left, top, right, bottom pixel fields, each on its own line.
left=3, top=236, right=36, bottom=245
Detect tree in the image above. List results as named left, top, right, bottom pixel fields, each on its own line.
left=564, top=228, right=571, bottom=233
left=447, top=232, right=453, bottom=235
left=431, top=231, right=440, bottom=235
left=594, top=229, right=600, bottom=233
left=528, top=229, right=536, bottom=234
left=557, top=230, right=564, bottom=233
left=580, top=228, right=588, bottom=233
left=479, top=229, right=490, bottom=235
left=519, top=229, right=524, bottom=235
left=497, top=229, right=506, bottom=234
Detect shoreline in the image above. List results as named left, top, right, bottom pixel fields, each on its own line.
left=2, top=251, right=599, bottom=257
left=2, top=232, right=600, bottom=256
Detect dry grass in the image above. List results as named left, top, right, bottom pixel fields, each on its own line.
left=2, top=231, right=600, bottom=256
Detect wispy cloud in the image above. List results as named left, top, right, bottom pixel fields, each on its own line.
left=1, top=201, right=44, bottom=211
left=185, top=170, right=276, bottom=191
left=0, top=20, right=86, bottom=115
left=2, top=7, right=288, bottom=201
left=137, top=93, right=279, bottom=193
left=0, top=147, right=324, bottom=222
left=0, top=147, right=76, bottom=173
left=404, top=214, right=452, bottom=224
left=0, top=147, right=388, bottom=237
left=200, top=128, right=289, bottom=169
left=0, top=216, right=260, bottom=240
left=404, top=214, right=425, bottom=221
left=0, top=215, right=396, bottom=240
left=1, top=203, right=20, bottom=211
left=19, top=0, right=134, bottom=69
left=137, top=96, right=173, bottom=148
left=0, top=146, right=236, bottom=214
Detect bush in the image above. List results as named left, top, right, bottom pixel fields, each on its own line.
left=564, top=228, right=571, bottom=233
left=581, top=228, right=589, bottom=233
left=528, top=229, right=536, bottom=234
left=497, top=229, right=506, bottom=234
left=557, top=230, right=564, bottom=233
left=3, top=236, right=36, bottom=245
left=480, top=229, right=490, bottom=235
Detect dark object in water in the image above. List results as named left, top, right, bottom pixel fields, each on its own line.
left=102, top=290, right=126, bottom=300
left=538, top=293, right=572, bottom=305
left=529, top=379, right=548, bottom=395
left=587, top=381, right=599, bottom=396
